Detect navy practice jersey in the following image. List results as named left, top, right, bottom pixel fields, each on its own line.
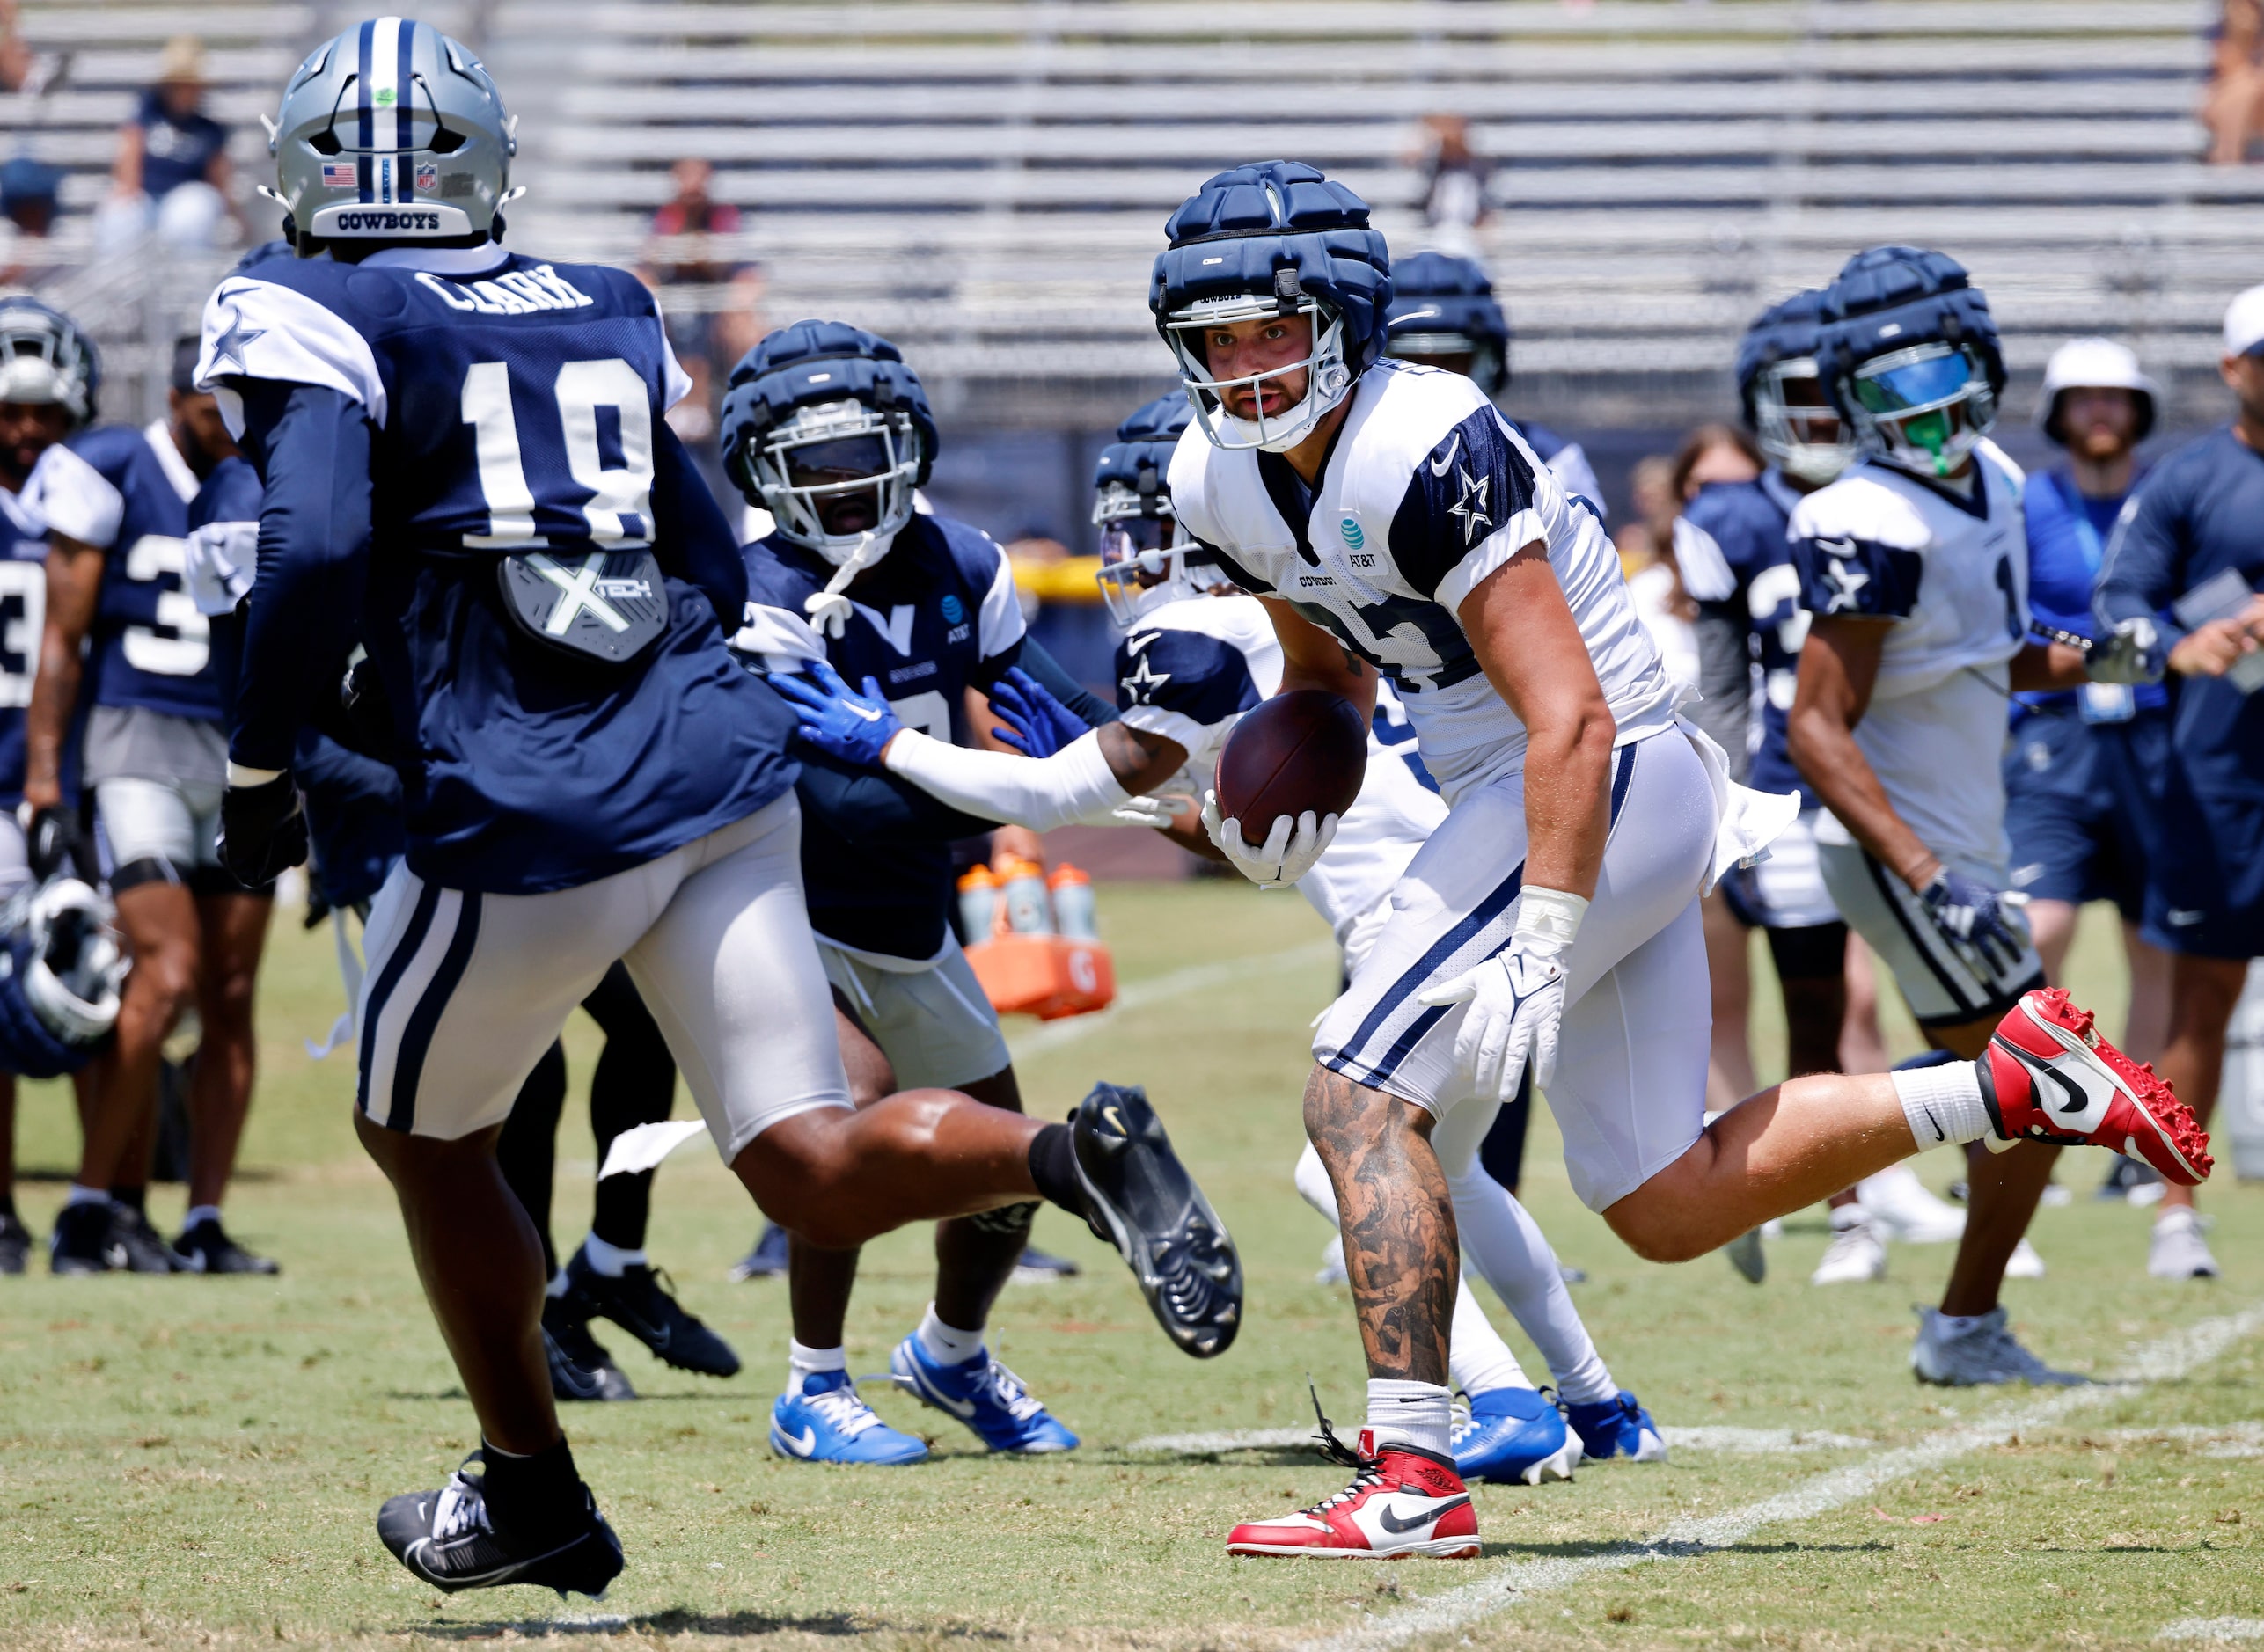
left=197, top=245, right=798, bottom=894
left=0, top=485, right=47, bottom=802
left=2095, top=425, right=2264, bottom=787
left=734, top=512, right=1025, bottom=960
left=24, top=420, right=220, bottom=721
left=1674, top=470, right=1812, bottom=805
left=1504, top=418, right=1606, bottom=522
left=2020, top=468, right=2163, bottom=716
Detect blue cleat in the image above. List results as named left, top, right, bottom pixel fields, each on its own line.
left=769, top=1371, right=929, bottom=1465
left=889, top=1336, right=1081, bottom=1454
left=1453, top=1387, right=1579, bottom=1485
left=1561, top=1390, right=1668, bottom=1463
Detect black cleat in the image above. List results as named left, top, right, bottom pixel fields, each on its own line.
left=173, top=1217, right=281, bottom=1275
left=0, top=1212, right=29, bottom=1275
left=377, top=1452, right=623, bottom=1597
left=565, top=1246, right=741, bottom=1378
left=1069, top=1082, right=1241, bottom=1358
left=729, top=1222, right=789, bottom=1280
left=543, top=1298, right=635, bottom=1402
left=48, top=1200, right=115, bottom=1274
left=114, top=1207, right=186, bottom=1274
left=1012, top=1242, right=1081, bottom=1281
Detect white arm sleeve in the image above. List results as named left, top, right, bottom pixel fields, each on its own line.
left=881, top=727, right=1144, bottom=831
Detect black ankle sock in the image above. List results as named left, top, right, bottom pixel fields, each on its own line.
left=480, top=1437, right=586, bottom=1546
left=0, top=1192, right=17, bottom=1222
left=1027, top=1122, right=1085, bottom=1219
left=109, top=1186, right=146, bottom=1216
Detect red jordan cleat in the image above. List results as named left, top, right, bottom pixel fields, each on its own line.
left=1226, top=1431, right=1480, bottom=1560
left=1979, top=989, right=2212, bottom=1186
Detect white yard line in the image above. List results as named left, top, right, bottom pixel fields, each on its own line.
left=1128, top=1426, right=1319, bottom=1454
left=2159, top=1622, right=2264, bottom=1643
left=1302, top=1304, right=2264, bottom=1652
left=1006, top=939, right=1337, bottom=1059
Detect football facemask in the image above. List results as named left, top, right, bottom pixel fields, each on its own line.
left=751, top=398, right=920, bottom=566
left=1165, top=295, right=1354, bottom=454
left=1848, top=342, right=1997, bottom=476
left=1753, top=358, right=1858, bottom=486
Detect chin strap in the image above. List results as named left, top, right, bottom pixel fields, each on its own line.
left=802, top=531, right=882, bottom=640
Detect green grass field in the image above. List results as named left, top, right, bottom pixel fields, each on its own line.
left=1, top=882, right=2259, bottom=1651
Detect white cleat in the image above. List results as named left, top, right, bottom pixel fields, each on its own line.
left=2004, top=1238, right=2047, bottom=1279
left=1315, top=1234, right=1347, bottom=1285
left=1911, top=1305, right=2085, bottom=1387
left=2148, top=1209, right=2221, bottom=1280
left=1857, top=1164, right=1967, bottom=1244
left=1810, top=1216, right=1887, bottom=1286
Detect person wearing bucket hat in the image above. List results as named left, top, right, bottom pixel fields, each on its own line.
left=2006, top=339, right=2174, bottom=1213
left=2092, top=283, right=2264, bottom=1279
left=95, top=36, right=244, bottom=257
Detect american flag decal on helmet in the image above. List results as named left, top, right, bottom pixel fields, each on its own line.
left=321, top=161, right=357, bottom=189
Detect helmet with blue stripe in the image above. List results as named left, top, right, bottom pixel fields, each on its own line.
left=1091, top=394, right=1225, bottom=625
left=1383, top=250, right=1510, bottom=398
left=0, top=877, right=124, bottom=1079
left=269, top=17, right=517, bottom=249
left=1734, top=289, right=1857, bottom=486
left=719, top=319, right=939, bottom=567
left=0, top=297, right=97, bottom=429
left=1817, top=245, right=2005, bottom=478
left=1149, top=161, right=1391, bottom=454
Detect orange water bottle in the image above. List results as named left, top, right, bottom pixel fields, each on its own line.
left=956, top=864, right=1000, bottom=939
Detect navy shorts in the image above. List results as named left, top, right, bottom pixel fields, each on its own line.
left=2103, top=710, right=2264, bottom=960
left=2002, top=705, right=2158, bottom=921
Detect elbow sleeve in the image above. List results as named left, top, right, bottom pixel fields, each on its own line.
left=882, top=727, right=1136, bottom=831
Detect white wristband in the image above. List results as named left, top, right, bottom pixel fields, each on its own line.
left=881, top=727, right=1139, bottom=832
left=1512, top=885, right=1589, bottom=957
left=227, top=761, right=284, bottom=788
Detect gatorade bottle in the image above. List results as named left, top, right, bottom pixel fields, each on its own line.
left=999, top=857, right=1054, bottom=934
left=1048, top=864, right=1097, bottom=939
left=956, top=864, right=1000, bottom=941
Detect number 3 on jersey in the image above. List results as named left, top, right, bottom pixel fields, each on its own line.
left=460, top=358, right=655, bottom=550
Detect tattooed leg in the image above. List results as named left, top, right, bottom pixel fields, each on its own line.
left=1304, top=1066, right=1456, bottom=1385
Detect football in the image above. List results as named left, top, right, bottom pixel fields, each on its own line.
left=1213, top=690, right=1368, bottom=832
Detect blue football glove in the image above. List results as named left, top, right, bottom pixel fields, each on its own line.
left=985, top=667, right=1087, bottom=760
left=1917, top=867, right=2026, bottom=975
left=772, top=659, right=903, bottom=769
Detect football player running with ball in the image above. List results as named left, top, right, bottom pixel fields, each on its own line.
left=1139, top=164, right=2201, bottom=1559
left=196, top=19, right=1237, bottom=1597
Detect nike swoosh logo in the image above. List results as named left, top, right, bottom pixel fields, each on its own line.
left=1377, top=1495, right=1469, bottom=1533
left=846, top=703, right=883, bottom=723
left=1922, top=1107, right=1946, bottom=1143
left=2011, top=1045, right=2095, bottom=1119
left=776, top=1423, right=817, bottom=1457
left=914, top=1369, right=979, bottom=1418
left=1428, top=435, right=1462, bottom=477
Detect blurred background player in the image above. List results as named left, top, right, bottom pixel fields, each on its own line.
left=2092, top=284, right=2264, bottom=1282
left=24, top=334, right=274, bottom=1276
left=729, top=321, right=1123, bottom=1463
left=94, top=36, right=246, bottom=259
left=0, top=298, right=99, bottom=1271
left=2011, top=338, right=2174, bottom=1217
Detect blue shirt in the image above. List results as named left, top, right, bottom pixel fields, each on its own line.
left=2021, top=466, right=2162, bottom=715
left=134, top=89, right=227, bottom=200
left=2096, top=425, right=2264, bottom=788
left=1677, top=470, right=1813, bottom=805
left=25, top=420, right=220, bottom=722
left=737, top=513, right=1026, bottom=960
left=203, top=247, right=798, bottom=895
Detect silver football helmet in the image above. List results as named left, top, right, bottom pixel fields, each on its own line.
left=2, top=876, right=124, bottom=1048
left=267, top=17, right=517, bottom=247
left=0, top=298, right=96, bottom=428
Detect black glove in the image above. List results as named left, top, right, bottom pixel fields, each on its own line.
left=1917, top=867, right=2025, bottom=974
left=218, top=774, right=309, bottom=888
left=23, top=804, right=94, bottom=885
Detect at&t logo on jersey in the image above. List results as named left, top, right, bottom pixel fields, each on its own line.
left=1340, top=515, right=1365, bottom=550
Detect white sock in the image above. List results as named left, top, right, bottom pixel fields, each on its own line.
left=1830, top=1203, right=1868, bottom=1232
left=1366, top=1379, right=1454, bottom=1458
left=914, top=1304, right=985, bottom=1367
left=1293, top=1141, right=1338, bottom=1222
left=546, top=1268, right=570, bottom=1300
left=580, top=1233, right=646, bottom=1277
left=64, top=1183, right=109, bottom=1209
left=184, top=1204, right=222, bottom=1231
left=1893, top=1063, right=1990, bottom=1149
left=788, top=1339, right=846, bottom=1392
left=1445, top=1168, right=1616, bottom=1404
left=1447, top=1276, right=1533, bottom=1397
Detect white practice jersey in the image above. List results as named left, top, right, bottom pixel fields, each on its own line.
left=1169, top=359, right=1679, bottom=805
left=1786, top=440, right=2028, bottom=868
left=1110, top=591, right=1447, bottom=945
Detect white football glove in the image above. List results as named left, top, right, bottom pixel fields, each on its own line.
left=1200, top=790, right=1337, bottom=889
left=1415, top=887, right=1588, bottom=1104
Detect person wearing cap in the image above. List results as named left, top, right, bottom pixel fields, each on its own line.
left=2004, top=339, right=2173, bottom=1202
left=94, top=36, right=244, bottom=259
left=2092, top=284, right=2264, bottom=1280
left=0, top=156, right=62, bottom=289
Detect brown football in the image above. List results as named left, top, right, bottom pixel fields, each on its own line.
left=1213, top=690, right=1368, bottom=833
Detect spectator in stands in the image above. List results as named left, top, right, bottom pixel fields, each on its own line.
left=95, top=37, right=245, bottom=259
left=641, top=158, right=765, bottom=446
left=1413, top=114, right=1490, bottom=258
left=0, top=156, right=62, bottom=288
left=2203, top=0, right=2264, bottom=164
left=0, top=0, right=35, bottom=98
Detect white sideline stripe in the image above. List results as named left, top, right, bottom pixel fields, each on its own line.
left=1125, top=1424, right=1876, bottom=1458
left=1007, top=939, right=1337, bottom=1059
left=1129, top=1426, right=1317, bottom=1454
left=1304, top=1305, right=2264, bottom=1652
left=2159, top=1622, right=2264, bottom=1643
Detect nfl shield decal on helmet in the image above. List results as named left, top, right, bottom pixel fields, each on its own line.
left=414, top=160, right=439, bottom=194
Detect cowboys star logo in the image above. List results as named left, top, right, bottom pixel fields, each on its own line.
left=1447, top=466, right=1492, bottom=547
left=205, top=297, right=266, bottom=376
left=1119, top=633, right=1172, bottom=705
left=1813, top=536, right=1871, bottom=613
